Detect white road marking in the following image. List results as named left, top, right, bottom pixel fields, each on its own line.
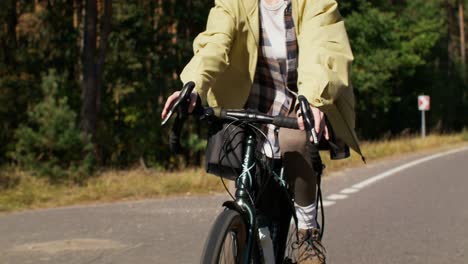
left=322, top=200, right=336, bottom=207
left=326, top=194, right=348, bottom=200
left=340, top=188, right=359, bottom=194
left=352, top=146, right=468, bottom=190
left=324, top=146, right=468, bottom=208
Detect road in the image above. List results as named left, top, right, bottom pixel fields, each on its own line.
left=1, top=146, right=467, bottom=263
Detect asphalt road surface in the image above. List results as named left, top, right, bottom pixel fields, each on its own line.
left=1, top=146, right=467, bottom=264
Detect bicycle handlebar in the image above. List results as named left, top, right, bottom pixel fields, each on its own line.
left=161, top=83, right=320, bottom=154
left=161, top=83, right=326, bottom=239
left=214, top=108, right=299, bottom=129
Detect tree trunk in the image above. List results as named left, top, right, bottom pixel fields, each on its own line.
left=5, top=0, right=17, bottom=69
left=34, top=0, right=40, bottom=12
left=75, top=0, right=85, bottom=92
left=81, top=0, right=98, bottom=142
left=459, top=0, right=466, bottom=66
left=95, top=0, right=112, bottom=115
left=447, top=0, right=456, bottom=76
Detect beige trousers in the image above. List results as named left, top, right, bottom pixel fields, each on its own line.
left=278, top=111, right=318, bottom=206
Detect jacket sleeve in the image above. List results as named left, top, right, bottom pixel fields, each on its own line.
left=297, top=0, right=353, bottom=107
left=180, top=0, right=237, bottom=105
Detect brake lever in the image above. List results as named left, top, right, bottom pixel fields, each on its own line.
left=161, top=81, right=196, bottom=126
left=161, top=82, right=195, bottom=154
left=298, top=95, right=319, bottom=146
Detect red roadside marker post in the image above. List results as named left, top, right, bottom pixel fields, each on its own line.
left=418, top=95, right=430, bottom=138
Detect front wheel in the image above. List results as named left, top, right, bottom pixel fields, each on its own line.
left=200, top=209, right=248, bottom=264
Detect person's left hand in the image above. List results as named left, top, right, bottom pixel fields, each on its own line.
left=296, top=106, right=329, bottom=143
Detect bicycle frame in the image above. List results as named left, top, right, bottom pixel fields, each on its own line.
left=224, top=126, right=289, bottom=264
left=234, top=129, right=257, bottom=263
left=162, top=82, right=323, bottom=263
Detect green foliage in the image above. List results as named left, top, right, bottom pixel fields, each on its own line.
left=186, top=133, right=207, bottom=153
left=96, top=1, right=211, bottom=167
left=0, top=74, right=41, bottom=164
left=0, top=0, right=467, bottom=175
left=0, top=1, right=80, bottom=163
left=11, top=70, right=94, bottom=183
left=346, top=0, right=446, bottom=137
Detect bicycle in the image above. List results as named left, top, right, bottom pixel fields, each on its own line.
left=162, top=82, right=325, bottom=264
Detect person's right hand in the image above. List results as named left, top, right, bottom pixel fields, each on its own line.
left=161, top=90, right=198, bottom=120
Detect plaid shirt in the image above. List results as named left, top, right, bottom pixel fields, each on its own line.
left=245, top=0, right=298, bottom=158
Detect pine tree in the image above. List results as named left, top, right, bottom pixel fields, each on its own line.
left=12, top=70, right=95, bottom=183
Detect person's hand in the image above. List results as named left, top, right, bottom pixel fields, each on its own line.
left=161, top=90, right=198, bottom=120
left=296, top=106, right=329, bottom=143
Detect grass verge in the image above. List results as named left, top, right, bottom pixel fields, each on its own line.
left=1, top=132, right=467, bottom=213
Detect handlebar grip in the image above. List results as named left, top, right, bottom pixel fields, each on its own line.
left=307, top=141, right=323, bottom=174
left=273, top=116, right=299, bottom=129
left=167, top=82, right=196, bottom=153
left=298, top=96, right=323, bottom=174
left=169, top=112, right=185, bottom=154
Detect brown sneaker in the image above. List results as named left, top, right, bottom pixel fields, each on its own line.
left=295, top=228, right=326, bottom=264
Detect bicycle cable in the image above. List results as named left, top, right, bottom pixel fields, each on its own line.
left=219, top=119, right=244, bottom=201
left=219, top=119, right=262, bottom=206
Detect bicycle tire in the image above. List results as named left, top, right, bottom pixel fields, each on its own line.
left=200, top=209, right=249, bottom=264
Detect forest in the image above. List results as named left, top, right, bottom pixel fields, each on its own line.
left=1, top=0, right=467, bottom=181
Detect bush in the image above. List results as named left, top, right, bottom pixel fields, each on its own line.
left=11, top=70, right=94, bottom=183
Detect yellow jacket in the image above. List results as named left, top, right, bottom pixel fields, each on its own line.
left=180, top=0, right=362, bottom=156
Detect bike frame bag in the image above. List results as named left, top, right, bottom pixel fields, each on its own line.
left=205, top=122, right=245, bottom=180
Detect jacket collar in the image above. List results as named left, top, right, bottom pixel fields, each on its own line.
left=241, top=0, right=299, bottom=47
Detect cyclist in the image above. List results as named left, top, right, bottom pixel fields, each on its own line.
left=161, top=0, right=363, bottom=263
